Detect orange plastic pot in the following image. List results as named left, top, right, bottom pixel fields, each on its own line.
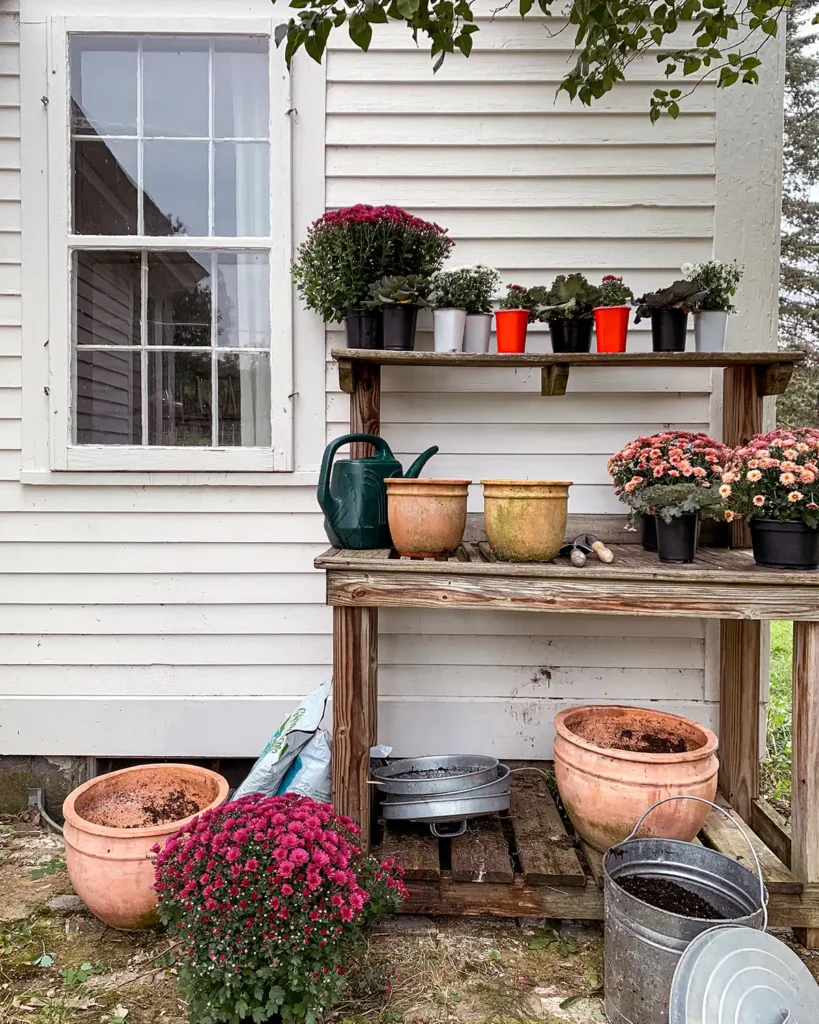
left=494, top=309, right=529, bottom=353
left=594, top=305, right=630, bottom=353
left=63, top=764, right=229, bottom=930
left=553, top=705, right=718, bottom=852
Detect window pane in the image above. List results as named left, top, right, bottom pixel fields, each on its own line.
left=75, top=251, right=141, bottom=346
left=217, top=352, right=270, bottom=446
left=75, top=350, right=141, bottom=445
left=70, top=36, right=137, bottom=136
left=73, top=140, right=138, bottom=235
left=147, top=351, right=212, bottom=446
left=214, top=143, right=269, bottom=236
left=216, top=253, right=269, bottom=348
left=147, top=251, right=211, bottom=347
left=142, top=38, right=209, bottom=138
left=214, top=38, right=269, bottom=139
left=143, top=141, right=208, bottom=236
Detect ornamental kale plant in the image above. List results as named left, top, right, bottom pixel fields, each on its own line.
left=630, top=481, right=724, bottom=522
left=497, top=283, right=540, bottom=322
left=535, top=274, right=601, bottom=321
left=364, top=274, right=432, bottom=308
left=681, top=259, right=743, bottom=312
left=154, top=793, right=407, bottom=1024
left=633, top=280, right=708, bottom=322
left=291, top=205, right=454, bottom=323
left=719, top=427, right=819, bottom=527
left=597, top=275, right=634, bottom=307
left=431, top=265, right=500, bottom=313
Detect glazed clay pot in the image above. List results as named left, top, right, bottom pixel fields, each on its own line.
left=553, top=705, right=718, bottom=852
left=386, top=478, right=470, bottom=557
left=482, top=480, right=571, bottom=562
left=63, top=764, right=229, bottom=930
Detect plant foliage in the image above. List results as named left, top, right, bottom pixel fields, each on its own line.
left=155, top=793, right=407, bottom=1024
left=633, top=279, right=708, bottom=322
left=271, top=0, right=790, bottom=119
left=291, top=205, right=453, bottom=323
left=597, top=275, right=634, bottom=307
left=364, top=274, right=432, bottom=308
left=535, top=274, right=600, bottom=321
left=431, top=264, right=500, bottom=313
left=497, top=283, right=540, bottom=321
left=630, top=481, right=723, bottom=521
left=682, top=259, right=743, bottom=312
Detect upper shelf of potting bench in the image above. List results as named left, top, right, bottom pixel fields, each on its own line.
left=330, top=349, right=804, bottom=397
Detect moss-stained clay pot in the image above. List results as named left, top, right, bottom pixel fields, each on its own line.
left=63, top=764, right=229, bottom=930
left=481, top=480, right=571, bottom=562
left=386, top=478, right=470, bottom=557
left=553, top=705, right=719, bottom=852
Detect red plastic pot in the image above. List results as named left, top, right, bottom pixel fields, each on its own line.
left=594, top=306, right=630, bottom=353
left=495, top=309, right=529, bottom=353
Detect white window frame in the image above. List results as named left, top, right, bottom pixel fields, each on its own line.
left=38, top=13, right=293, bottom=472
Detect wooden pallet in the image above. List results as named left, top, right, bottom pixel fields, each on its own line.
left=373, top=765, right=817, bottom=926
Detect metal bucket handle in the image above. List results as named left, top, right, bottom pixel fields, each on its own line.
left=622, top=795, right=768, bottom=931
left=430, top=820, right=467, bottom=839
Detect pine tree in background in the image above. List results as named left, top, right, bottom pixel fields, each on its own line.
left=779, top=0, right=819, bottom=427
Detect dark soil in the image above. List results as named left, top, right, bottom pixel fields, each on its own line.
left=135, top=790, right=200, bottom=827
left=616, top=874, right=725, bottom=919
left=393, top=766, right=484, bottom=780
left=610, top=729, right=689, bottom=754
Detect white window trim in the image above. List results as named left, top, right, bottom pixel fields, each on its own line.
left=25, top=10, right=294, bottom=473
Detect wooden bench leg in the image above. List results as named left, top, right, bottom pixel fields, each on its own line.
left=332, top=605, right=378, bottom=852
left=792, top=620, right=819, bottom=949
left=718, top=620, right=761, bottom=822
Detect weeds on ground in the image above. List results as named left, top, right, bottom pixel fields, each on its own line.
left=761, top=620, right=793, bottom=816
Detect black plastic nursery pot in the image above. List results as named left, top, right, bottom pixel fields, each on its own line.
left=549, top=317, right=593, bottom=353
left=344, top=309, right=383, bottom=349
left=383, top=304, right=419, bottom=351
left=651, top=308, right=688, bottom=352
left=655, top=513, right=700, bottom=563
left=640, top=513, right=658, bottom=552
left=750, top=519, right=819, bottom=570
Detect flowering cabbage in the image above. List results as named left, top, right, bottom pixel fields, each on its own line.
left=154, top=793, right=406, bottom=1024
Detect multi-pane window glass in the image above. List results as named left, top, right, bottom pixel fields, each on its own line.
left=69, top=35, right=272, bottom=448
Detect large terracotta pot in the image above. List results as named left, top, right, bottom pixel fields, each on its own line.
left=63, top=764, right=229, bottom=930
left=386, top=478, right=470, bottom=557
left=554, top=706, right=718, bottom=852
left=481, top=480, right=571, bottom=561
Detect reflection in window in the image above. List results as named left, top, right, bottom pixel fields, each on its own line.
left=75, top=350, right=141, bottom=445
left=147, top=351, right=212, bottom=446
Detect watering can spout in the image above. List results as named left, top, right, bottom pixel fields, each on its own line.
left=405, top=446, right=439, bottom=478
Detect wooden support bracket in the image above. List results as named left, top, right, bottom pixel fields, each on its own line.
left=337, top=359, right=355, bottom=395
left=759, top=361, right=795, bottom=397
left=541, top=364, right=570, bottom=396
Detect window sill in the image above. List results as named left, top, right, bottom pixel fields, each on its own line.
left=19, top=469, right=320, bottom=487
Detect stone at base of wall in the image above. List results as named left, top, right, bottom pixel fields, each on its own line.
left=0, top=756, right=89, bottom=821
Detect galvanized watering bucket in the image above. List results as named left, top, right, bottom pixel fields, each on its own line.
left=602, top=797, right=768, bottom=1024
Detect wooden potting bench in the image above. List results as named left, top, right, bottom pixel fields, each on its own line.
left=316, top=349, right=819, bottom=944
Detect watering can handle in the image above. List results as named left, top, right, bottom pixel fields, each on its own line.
left=622, top=795, right=768, bottom=931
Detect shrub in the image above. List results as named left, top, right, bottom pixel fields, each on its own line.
left=597, top=274, right=633, bottom=307
left=497, top=283, right=540, bottom=322
left=291, top=205, right=454, bottom=323
left=720, top=427, right=819, bottom=527
left=154, top=793, right=407, bottom=1024
left=431, top=265, right=500, bottom=313
left=682, top=259, right=743, bottom=312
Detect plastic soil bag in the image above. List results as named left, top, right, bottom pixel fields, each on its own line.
left=233, top=680, right=331, bottom=801
left=279, top=729, right=332, bottom=803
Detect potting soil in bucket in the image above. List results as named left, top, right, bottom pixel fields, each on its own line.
left=602, top=823, right=766, bottom=1024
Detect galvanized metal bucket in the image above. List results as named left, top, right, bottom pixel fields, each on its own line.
left=602, top=796, right=768, bottom=1024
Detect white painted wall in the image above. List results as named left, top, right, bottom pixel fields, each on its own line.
left=0, top=1, right=784, bottom=756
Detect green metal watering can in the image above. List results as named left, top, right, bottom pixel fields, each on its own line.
left=318, top=433, right=439, bottom=549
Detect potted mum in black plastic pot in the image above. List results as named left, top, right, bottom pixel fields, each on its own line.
left=291, top=204, right=453, bottom=349
left=633, top=280, right=707, bottom=352
left=721, top=427, right=819, bottom=569
left=535, top=274, right=601, bottom=353
left=365, top=274, right=431, bottom=350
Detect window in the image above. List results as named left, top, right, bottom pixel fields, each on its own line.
left=41, top=18, right=292, bottom=471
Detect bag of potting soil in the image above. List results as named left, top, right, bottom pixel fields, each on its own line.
left=233, top=680, right=331, bottom=801
left=279, top=729, right=332, bottom=803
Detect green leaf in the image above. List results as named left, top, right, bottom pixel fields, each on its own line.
left=348, top=14, right=373, bottom=50
left=274, top=23, right=289, bottom=46
left=670, top=88, right=682, bottom=98
left=519, top=0, right=534, bottom=14
left=762, top=17, right=778, bottom=35
left=32, top=953, right=54, bottom=968
left=559, top=936, right=580, bottom=955
left=560, top=995, right=584, bottom=1009
left=304, top=32, right=326, bottom=62
left=668, top=101, right=680, bottom=117
left=455, top=32, right=473, bottom=56
left=367, top=5, right=388, bottom=23
left=683, top=56, right=701, bottom=74
left=396, top=0, right=420, bottom=17
left=528, top=933, right=557, bottom=950
left=433, top=51, right=446, bottom=72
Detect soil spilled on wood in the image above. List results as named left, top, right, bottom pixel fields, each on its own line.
left=616, top=874, right=725, bottom=919
left=609, top=729, right=689, bottom=754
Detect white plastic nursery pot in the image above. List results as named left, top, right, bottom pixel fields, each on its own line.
left=694, top=310, right=728, bottom=352
left=463, top=313, right=492, bottom=353
left=433, top=307, right=467, bottom=353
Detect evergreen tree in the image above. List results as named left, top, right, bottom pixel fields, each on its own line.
left=779, top=0, right=819, bottom=427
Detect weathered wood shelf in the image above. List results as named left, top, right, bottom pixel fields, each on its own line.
left=332, top=348, right=804, bottom=396
left=373, top=766, right=813, bottom=925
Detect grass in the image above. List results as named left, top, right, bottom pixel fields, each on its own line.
left=761, top=620, right=794, bottom=816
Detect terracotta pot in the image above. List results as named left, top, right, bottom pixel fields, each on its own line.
left=594, top=305, right=630, bottom=352
left=494, top=309, right=529, bottom=353
left=63, top=764, right=229, bottom=930
left=386, top=478, right=470, bottom=557
left=481, top=479, right=571, bottom=562
left=553, top=705, right=718, bottom=852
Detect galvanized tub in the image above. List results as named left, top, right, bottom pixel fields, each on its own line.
left=381, top=764, right=511, bottom=836
left=372, top=755, right=499, bottom=795
left=602, top=798, right=767, bottom=1024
